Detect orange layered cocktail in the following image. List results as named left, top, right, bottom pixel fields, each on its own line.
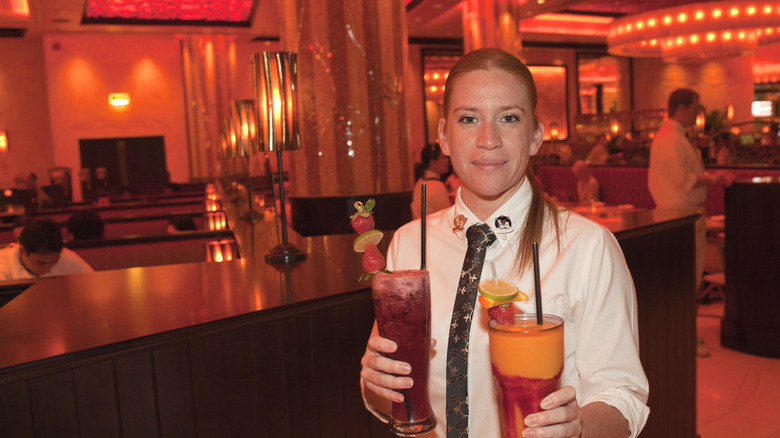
left=488, top=314, right=564, bottom=438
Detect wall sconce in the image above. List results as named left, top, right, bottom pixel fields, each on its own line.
left=609, top=115, right=621, bottom=137
left=108, top=93, right=130, bottom=106
left=0, top=130, right=8, bottom=153
left=252, top=51, right=306, bottom=264
left=549, top=122, right=560, bottom=141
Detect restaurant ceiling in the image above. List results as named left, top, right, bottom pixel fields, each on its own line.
left=1, top=0, right=735, bottom=44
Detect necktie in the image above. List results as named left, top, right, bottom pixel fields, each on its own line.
left=446, top=223, right=496, bottom=437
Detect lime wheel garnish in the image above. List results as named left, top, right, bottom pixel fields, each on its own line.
left=353, top=229, right=384, bottom=253
left=477, top=279, right=528, bottom=309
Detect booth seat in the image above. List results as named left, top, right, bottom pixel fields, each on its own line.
left=538, top=165, right=655, bottom=209
left=67, top=230, right=236, bottom=271
left=538, top=165, right=780, bottom=216
left=101, top=214, right=205, bottom=239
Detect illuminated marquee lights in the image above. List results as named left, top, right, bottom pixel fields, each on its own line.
left=84, top=0, right=254, bottom=23
left=608, top=1, right=780, bottom=62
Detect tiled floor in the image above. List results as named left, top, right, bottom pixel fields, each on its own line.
left=697, top=301, right=780, bottom=438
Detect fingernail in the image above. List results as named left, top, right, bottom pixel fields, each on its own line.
left=540, top=397, right=553, bottom=409
left=405, top=378, right=414, bottom=389
left=400, top=363, right=411, bottom=374
left=525, top=415, right=538, bottom=427
left=522, top=428, right=536, bottom=437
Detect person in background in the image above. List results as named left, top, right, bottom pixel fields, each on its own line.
left=118, top=186, right=135, bottom=199
left=648, top=88, right=734, bottom=289
left=713, top=132, right=732, bottom=166
left=586, top=134, right=610, bottom=165
left=361, top=48, right=649, bottom=438
left=410, top=143, right=453, bottom=219
left=648, top=88, right=735, bottom=358
left=66, top=210, right=105, bottom=241
left=163, top=183, right=181, bottom=195
left=166, top=215, right=197, bottom=234
left=572, top=160, right=600, bottom=205
left=0, top=218, right=93, bottom=280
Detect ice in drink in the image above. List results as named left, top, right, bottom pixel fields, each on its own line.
left=372, top=270, right=436, bottom=436
left=488, top=314, right=564, bottom=438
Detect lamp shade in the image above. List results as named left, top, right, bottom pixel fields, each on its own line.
left=231, top=99, right=258, bottom=157
left=251, top=52, right=301, bottom=152
left=224, top=117, right=238, bottom=159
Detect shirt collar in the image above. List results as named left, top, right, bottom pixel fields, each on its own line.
left=450, top=177, right=533, bottom=248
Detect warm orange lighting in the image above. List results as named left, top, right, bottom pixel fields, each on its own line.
left=520, top=13, right=612, bottom=36
left=3, top=189, right=11, bottom=197
left=0, top=131, right=7, bottom=153
left=108, top=93, right=130, bottom=106
left=608, top=1, right=780, bottom=61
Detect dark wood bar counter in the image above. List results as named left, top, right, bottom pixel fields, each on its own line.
left=0, top=198, right=698, bottom=438
left=721, top=180, right=780, bottom=358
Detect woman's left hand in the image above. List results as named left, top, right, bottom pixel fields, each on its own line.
left=521, top=385, right=582, bottom=438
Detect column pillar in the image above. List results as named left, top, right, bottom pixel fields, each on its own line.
left=278, top=0, right=412, bottom=196
left=461, top=0, right=526, bottom=59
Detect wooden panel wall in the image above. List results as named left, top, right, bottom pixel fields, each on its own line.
left=618, top=221, right=697, bottom=437
left=0, top=291, right=394, bottom=438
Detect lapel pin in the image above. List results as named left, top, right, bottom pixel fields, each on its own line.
left=453, top=214, right=468, bottom=233
left=495, top=215, right=512, bottom=232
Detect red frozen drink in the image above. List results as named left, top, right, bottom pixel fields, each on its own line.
left=372, top=270, right=436, bottom=436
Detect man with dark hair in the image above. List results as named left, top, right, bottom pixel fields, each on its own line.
left=648, top=88, right=731, bottom=288
left=648, top=88, right=734, bottom=358
left=0, top=218, right=93, bottom=280
left=66, top=210, right=105, bottom=240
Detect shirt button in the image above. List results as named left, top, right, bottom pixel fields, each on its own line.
left=501, top=235, right=507, bottom=241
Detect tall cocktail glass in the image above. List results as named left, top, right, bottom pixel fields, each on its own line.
left=372, top=270, right=437, bottom=436
left=488, top=314, right=564, bottom=438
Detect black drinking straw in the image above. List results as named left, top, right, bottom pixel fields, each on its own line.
left=532, top=242, right=543, bottom=325
left=421, top=184, right=427, bottom=270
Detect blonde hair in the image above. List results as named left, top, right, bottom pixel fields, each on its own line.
left=443, top=48, right=561, bottom=274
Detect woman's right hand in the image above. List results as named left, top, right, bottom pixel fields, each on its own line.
left=360, top=324, right=438, bottom=406
left=360, top=327, right=413, bottom=404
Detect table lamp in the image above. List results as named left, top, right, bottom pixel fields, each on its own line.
left=231, top=99, right=263, bottom=221
left=252, top=51, right=306, bottom=264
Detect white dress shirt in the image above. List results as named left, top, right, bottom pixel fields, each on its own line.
left=371, top=177, right=650, bottom=437
left=648, top=119, right=706, bottom=209
left=0, top=244, right=94, bottom=281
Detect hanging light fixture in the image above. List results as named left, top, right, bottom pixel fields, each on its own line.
left=608, top=2, right=780, bottom=62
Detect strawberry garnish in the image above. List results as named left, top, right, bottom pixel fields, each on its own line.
left=350, top=199, right=376, bottom=234
left=487, top=303, right=515, bottom=325
left=362, top=243, right=385, bottom=274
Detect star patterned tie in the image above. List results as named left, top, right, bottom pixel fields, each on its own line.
left=446, top=223, right=496, bottom=437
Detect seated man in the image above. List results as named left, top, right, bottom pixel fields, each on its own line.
left=0, top=218, right=93, bottom=280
